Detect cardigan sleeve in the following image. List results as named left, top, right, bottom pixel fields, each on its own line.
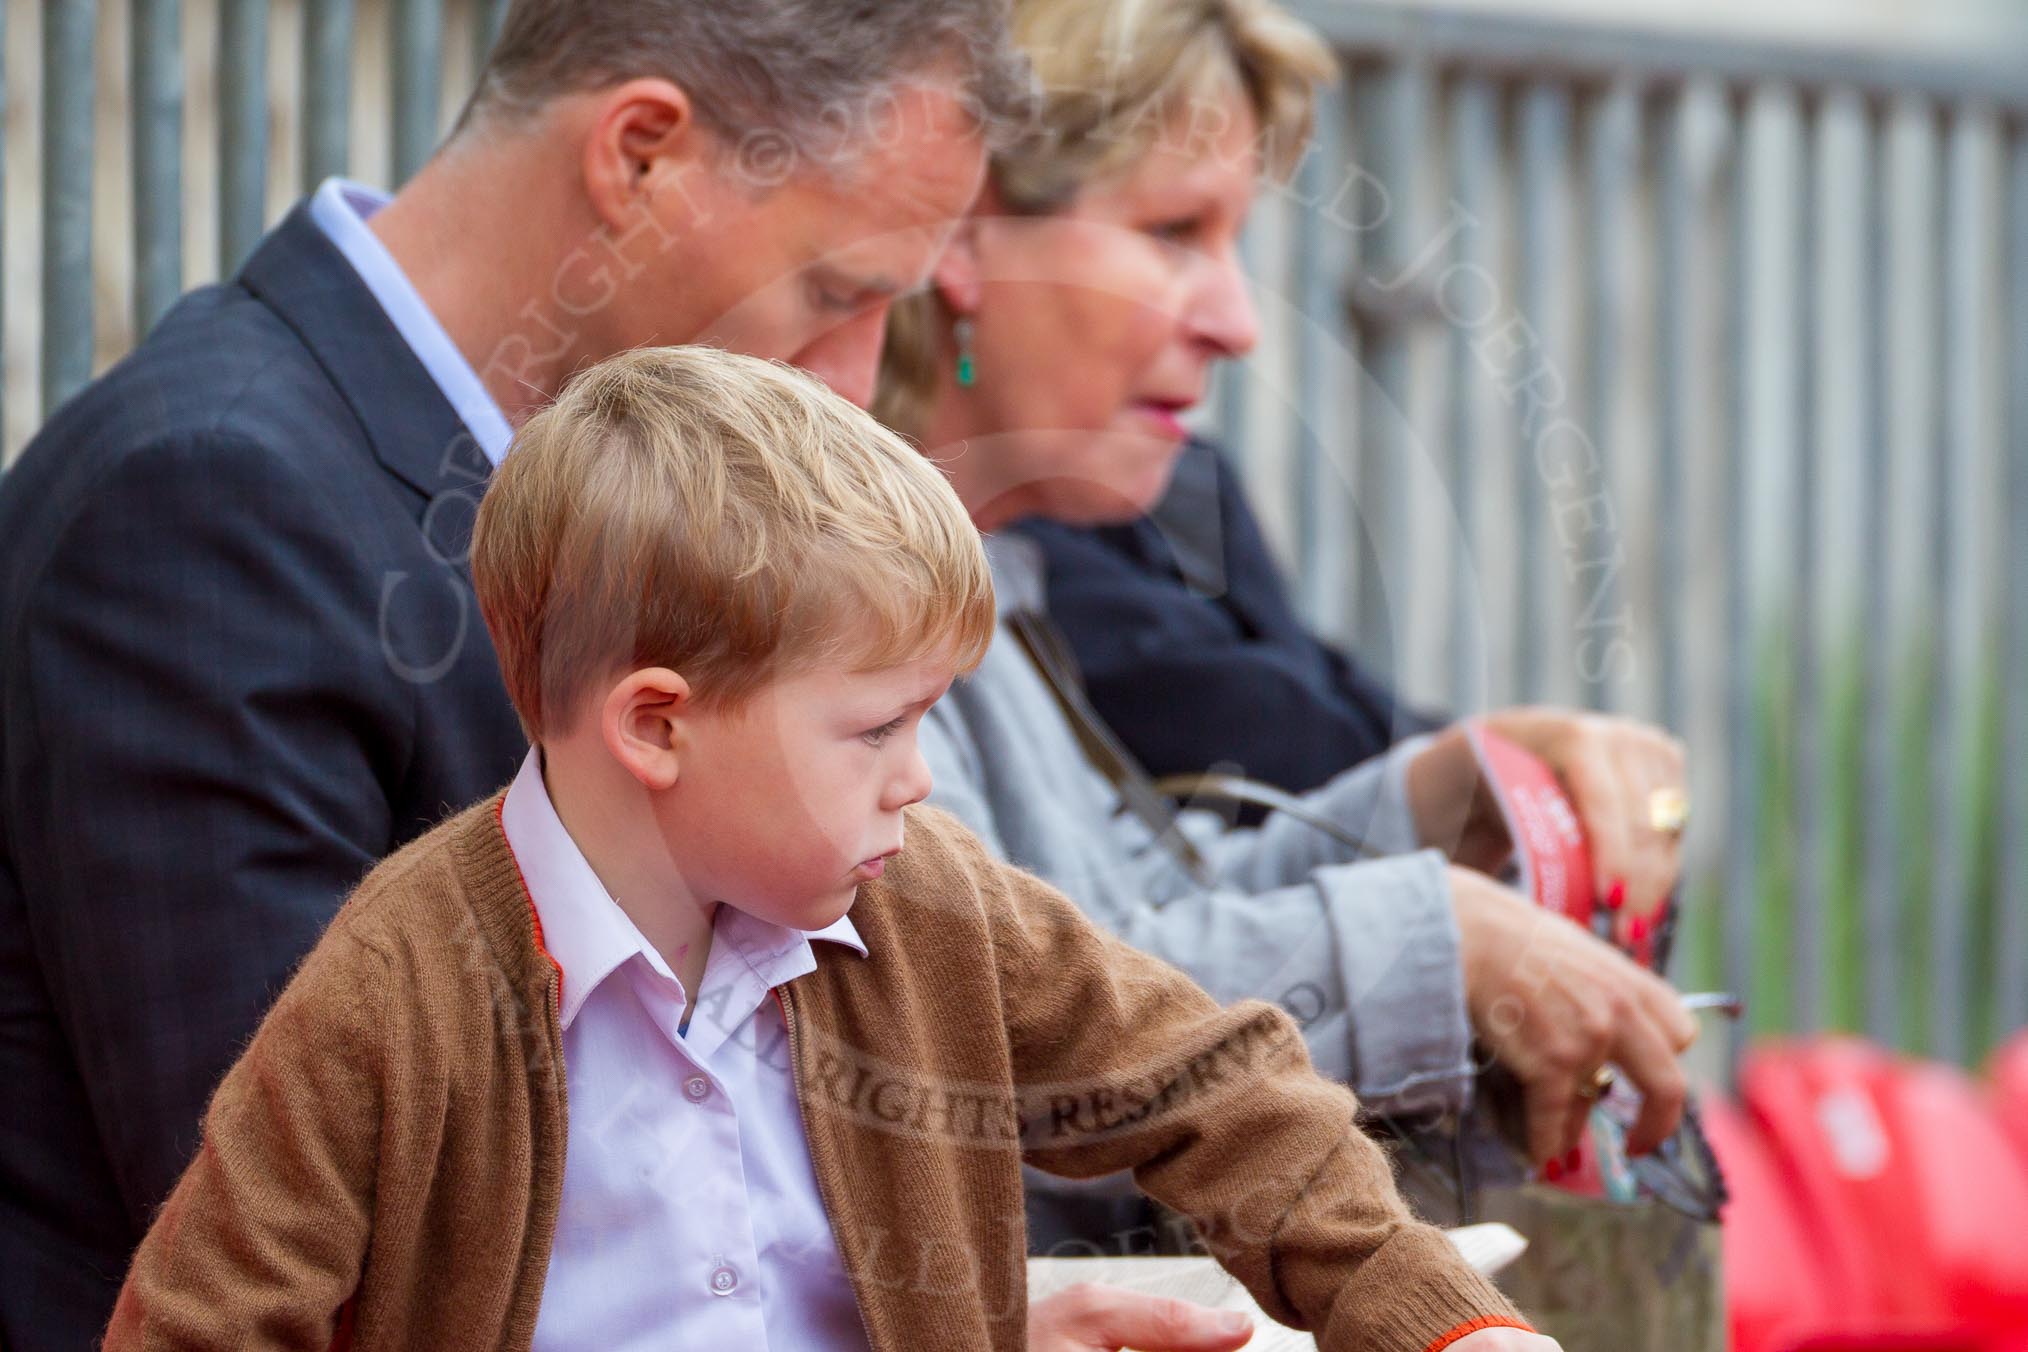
left=910, top=810, right=1526, bottom=1352
left=104, top=922, right=391, bottom=1351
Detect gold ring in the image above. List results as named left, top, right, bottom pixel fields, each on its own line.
left=1647, top=786, right=1690, bottom=837
left=1576, top=1065, right=1616, bottom=1101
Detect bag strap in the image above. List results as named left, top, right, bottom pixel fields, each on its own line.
left=1004, top=608, right=1215, bottom=887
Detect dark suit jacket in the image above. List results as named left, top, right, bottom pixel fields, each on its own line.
left=1012, top=438, right=1442, bottom=797
left=0, top=203, right=527, bottom=1350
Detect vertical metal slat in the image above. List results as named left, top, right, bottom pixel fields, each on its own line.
left=1653, top=85, right=1692, bottom=740
left=1349, top=57, right=1427, bottom=681
left=1722, top=85, right=1759, bottom=1051
left=1214, top=219, right=1260, bottom=479
left=392, top=0, right=444, bottom=184
left=1514, top=80, right=1571, bottom=702
left=218, top=0, right=270, bottom=275
left=302, top=0, right=356, bottom=189
left=1445, top=72, right=1499, bottom=712
left=42, top=0, right=98, bottom=417
left=1998, top=123, right=2028, bottom=1037
left=1860, top=98, right=1901, bottom=1046
left=1929, top=104, right=1984, bottom=1063
left=1294, top=83, right=1354, bottom=640
left=1578, top=78, right=1640, bottom=711
left=474, top=0, right=509, bottom=74
left=132, top=0, right=184, bottom=337
left=1791, top=93, right=1826, bottom=1032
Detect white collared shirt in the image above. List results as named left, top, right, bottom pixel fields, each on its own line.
left=500, top=750, right=872, bottom=1352
left=305, top=176, right=516, bottom=467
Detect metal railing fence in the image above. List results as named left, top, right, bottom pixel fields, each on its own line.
left=1, top=0, right=2023, bottom=1066
left=1224, top=3, right=2028, bottom=1067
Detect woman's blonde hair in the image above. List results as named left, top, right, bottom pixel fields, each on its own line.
left=473, top=345, right=996, bottom=741
left=873, top=0, right=1336, bottom=440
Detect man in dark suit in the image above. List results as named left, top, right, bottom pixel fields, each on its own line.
left=0, top=4, right=1024, bottom=1345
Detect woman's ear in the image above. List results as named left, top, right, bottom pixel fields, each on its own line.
left=931, top=212, right=987, bottom=317
left=600, top=668, right=692, bottom=792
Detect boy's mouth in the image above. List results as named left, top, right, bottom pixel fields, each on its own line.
left=853, top=847, right=901, bottom=881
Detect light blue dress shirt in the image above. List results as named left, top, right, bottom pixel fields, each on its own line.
left=307, top=177, right=516, bottom=467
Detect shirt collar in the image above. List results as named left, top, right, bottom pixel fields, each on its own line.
left=498, top=750, right=866, bottom=1031
left=305, top=177, right=515, bottom=468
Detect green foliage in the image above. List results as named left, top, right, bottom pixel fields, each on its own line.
left=1721, top=615, right=2015, bottom=1067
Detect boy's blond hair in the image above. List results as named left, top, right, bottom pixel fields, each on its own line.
left=473, top=345, right=995, bottom=740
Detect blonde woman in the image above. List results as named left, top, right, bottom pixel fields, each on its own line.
left=879, top=0, right=1696, bottom=1266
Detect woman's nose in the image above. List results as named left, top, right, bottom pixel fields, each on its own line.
left=1190, top=249, right=1260, bottom=359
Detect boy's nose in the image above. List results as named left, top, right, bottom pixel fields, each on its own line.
left=887, top=743, right=934, bottom=811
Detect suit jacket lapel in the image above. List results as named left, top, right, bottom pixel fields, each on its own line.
left=236, top=201, right=493, bottom=508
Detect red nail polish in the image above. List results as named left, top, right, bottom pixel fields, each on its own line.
left=1606, top=879, right=1627, bottom=911
left=1565, top=1149, right=1582, bottom=1172
left=1630, top=915, right=1649, bottom=945
left=1544, top=1159, right=1563, bottom=1182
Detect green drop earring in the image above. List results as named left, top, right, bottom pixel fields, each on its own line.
left=954, top=316, right=977, bottom=388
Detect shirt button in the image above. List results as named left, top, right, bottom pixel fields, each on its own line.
left=708, top=1264, right=739, bottom=1296
left=684, top=1076, right=710, bottom=1103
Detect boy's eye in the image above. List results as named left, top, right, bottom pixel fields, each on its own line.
left=861, top=716, right=907, bottom=747
left=1148, top=216, right=1203, bottom=247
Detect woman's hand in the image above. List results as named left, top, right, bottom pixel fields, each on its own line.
left=1480, top=707, right=1687, bottom=938
left=1407, top=708, right=1688, bottom=943
left=1026, top=1283, right=1255, bottom=1351
left=1450, top=1328, right=1564, bottom=1350
left=1450, top=867, right=1698, bottom=1162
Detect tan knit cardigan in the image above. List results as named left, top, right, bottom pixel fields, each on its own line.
left=105, top=795, right=1527, bottom=1351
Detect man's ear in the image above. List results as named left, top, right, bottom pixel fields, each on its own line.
left=600, top=667, right=692, bottom=791
left=579, top=77, right=710, bottom=237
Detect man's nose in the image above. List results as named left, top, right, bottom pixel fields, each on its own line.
left=798, top=310, right=889, bottom=409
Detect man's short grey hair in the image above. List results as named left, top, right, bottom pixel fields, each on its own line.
left=459, top=0, right=1036, bottom=174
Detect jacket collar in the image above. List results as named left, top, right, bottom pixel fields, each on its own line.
left=237, top=200, right=492, bottom=505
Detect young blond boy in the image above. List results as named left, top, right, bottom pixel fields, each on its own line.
left=106, top=346, right=1549, bottom=1352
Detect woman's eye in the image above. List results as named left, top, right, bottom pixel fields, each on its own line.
left=861, top=716, right=906, bottom=747
left=1148, top=217, right=1203, bottom=246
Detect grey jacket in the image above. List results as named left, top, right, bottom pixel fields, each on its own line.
left=921, top=536, right=1474, bottom=1119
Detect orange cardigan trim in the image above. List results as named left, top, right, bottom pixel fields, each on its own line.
left=495, top=796, right=565, bottom=1017
left=1422, top=1315, right=1536, bottom=1351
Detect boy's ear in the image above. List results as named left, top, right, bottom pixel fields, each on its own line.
left=600, top=667, right=692, bottom=791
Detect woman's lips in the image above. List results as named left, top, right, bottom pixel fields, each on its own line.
left=1132, top=401, right=1192, bottom=441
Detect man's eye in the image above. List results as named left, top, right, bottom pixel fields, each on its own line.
left=811, top=280, right=865, bottom=313
left=1148, top=217, right=1203, bottom=246
left=861, top=716, right=907, bottom=747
